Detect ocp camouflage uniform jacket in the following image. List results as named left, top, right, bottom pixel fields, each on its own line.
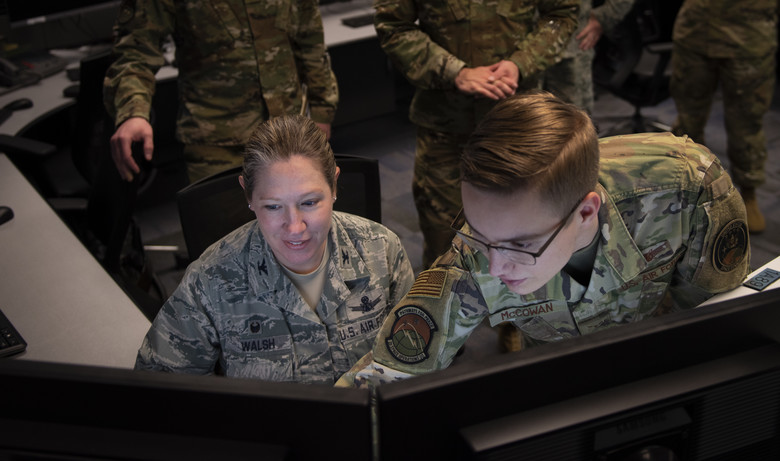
left=135, top=212, right=414, bottom=384
left=338, top=133, right=750, bottom=386
left=374, top=0, right=579, bottom=134
left=673, top=0, right=778, bottom=58
left=104, top=0, right=339, bottom=146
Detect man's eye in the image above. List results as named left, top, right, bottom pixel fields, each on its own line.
left=505, top=241, right=530, bottom=250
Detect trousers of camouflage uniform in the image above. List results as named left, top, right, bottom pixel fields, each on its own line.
left=670, top=44, right=776, bottom=189
left=413, top=127, right=470, bottom=269
left=184, top=144, right=245, bottom=183
left=542, top=49, right=596, bottom=114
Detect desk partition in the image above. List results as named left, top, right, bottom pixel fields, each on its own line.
left=0, top=154, right=150, bottom=367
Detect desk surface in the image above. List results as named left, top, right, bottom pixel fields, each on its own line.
left=0, top=154, right=151, bottom=368
left=0, top=1, right=377, bottom=137
left=699, top=256, right=780, bottom=306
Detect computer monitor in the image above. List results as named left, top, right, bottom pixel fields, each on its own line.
left=0, top=361, right=373, bottom=460
left=376, top=288, right=780, bottom=460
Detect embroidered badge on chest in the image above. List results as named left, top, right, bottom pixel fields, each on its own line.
left=385, top=306, right=438, bottom=364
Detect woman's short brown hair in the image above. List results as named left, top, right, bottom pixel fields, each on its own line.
left=241, top=115, right=337, bottom=200
left=461, top=91, right=599, bottom=214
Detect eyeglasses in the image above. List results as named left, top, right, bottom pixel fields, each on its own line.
left=450, top=198, right=583, bottom=266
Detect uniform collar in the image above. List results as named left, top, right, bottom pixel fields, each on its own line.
left=246, top=216, right=372, bottom=321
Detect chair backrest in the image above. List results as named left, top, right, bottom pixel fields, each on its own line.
left=176, top=153, right=383, bottom=261
left=176, top=166, right=253, bottom=262
left=334, top=153, right=382, bottom=223
left=592, top=0, right=682, bottom=110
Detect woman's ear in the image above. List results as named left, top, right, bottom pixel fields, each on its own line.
left=333, top=166, right=341, bottom=199
left=238, top=175, right=249, bottom=204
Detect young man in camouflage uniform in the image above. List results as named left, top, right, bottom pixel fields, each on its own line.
left=670, top=0, right=778, bottom=233
left=543, top=0, right=635, bottom=113
left=104, top=0, right=339, bottom=182
left=337, top=91, right=750, bottom=387
left=373, top=0, right=580, bottom=269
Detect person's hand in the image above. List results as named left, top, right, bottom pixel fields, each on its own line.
left=576, top=14, right=604, bottom=51
left=315, top=122, right=332, bottom=140
left=455, top=61, right=518, bottom=100
left=110, top=117, right=154, bottom=182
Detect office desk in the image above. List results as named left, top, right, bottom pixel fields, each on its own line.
left=0, top=0, right=389, bottom=134
left=0, top=154, right=151, bottom=368
left=699, top=256, right=780, bottom=306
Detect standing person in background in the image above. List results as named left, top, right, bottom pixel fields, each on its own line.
left=543, top=0, right=635, bottom=113
left=373, top=0, right=579, bottom=270
left=104, top=0, right=339, bottom=183
left=670, top=0, right=778, bottom=234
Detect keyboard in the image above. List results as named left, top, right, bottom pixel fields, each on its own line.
left=341, top=12, right=374, bottom=28
left=0, top=308, right=26, bottom=358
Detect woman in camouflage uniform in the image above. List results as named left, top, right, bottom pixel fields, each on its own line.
left=136, top=115, right=414, bottom=384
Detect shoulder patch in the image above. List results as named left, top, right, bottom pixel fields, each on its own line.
left=385, top=306, right=438, bottom=364
left=118, top=0, right=136, bottom=24
left=712, top=219, right=748, bottom=273
left=407, top=269, right=447, bottom=298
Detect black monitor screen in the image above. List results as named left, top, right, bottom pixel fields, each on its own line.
left=0, top=362, right=373, bottom=460
left=7, top=0, right=116, bottom=24
left=376, top=288, right=780, bottom=460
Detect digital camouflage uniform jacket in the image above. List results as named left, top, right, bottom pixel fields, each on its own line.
left=339, top=133, right=750, bottom=386
left=374, top=0, right=579, bottom=134
left=136, top=212, right=414, bottom=384
left=104, top=0, right=339, bottom=146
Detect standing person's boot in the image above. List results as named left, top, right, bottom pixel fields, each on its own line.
left=741, top=187, right=765, bottom=234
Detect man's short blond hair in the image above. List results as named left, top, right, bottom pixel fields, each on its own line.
left=462, top=91, right=599, bottom=214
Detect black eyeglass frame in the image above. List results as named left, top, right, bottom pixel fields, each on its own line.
left=450, top=197, right=584, bottom=265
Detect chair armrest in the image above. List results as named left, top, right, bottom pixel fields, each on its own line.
left=0, top=134, right=57, bottom=157
left=646, top=42, right=673, bottom=54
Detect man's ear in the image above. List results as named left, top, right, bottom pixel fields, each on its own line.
left=578, top=191, right=601, bottom=224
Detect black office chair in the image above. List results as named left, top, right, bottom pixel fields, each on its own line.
left=592, top=0, right=682, bottom=135
left=0, top=50, right=182, bottom=320
left=176, top=153, right=383, bottom=262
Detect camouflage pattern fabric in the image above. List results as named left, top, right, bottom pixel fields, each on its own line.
left=336, top=132, right=750, bottom=387
left=670, top=0, right=778, bottom=188
left=542, top=0, right=634, bottom=113
left=413, top=127, right=470, bottom=269
left=104, top=0, right=339, bottom=148
left=374, top=0, right=580, bottom=134
left=375, top=0, right=579, bottom=268
left=135, top=212, right=415, bottom=384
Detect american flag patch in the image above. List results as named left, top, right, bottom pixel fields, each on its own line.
left=408, top=269, right=447, bottom=298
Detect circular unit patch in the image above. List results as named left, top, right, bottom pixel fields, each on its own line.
left=712, top=219, right=748, bottom=273
left=385, top=306, right=437, bottom=364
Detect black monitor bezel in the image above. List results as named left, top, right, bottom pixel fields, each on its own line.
left=376, top=288, right=780, bottom=459
left=0, top=360, right=373, bottom=460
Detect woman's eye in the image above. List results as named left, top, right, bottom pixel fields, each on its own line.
left=301, top=200, right=318, bottom=207
left=264, top=204, right=281, bottom=211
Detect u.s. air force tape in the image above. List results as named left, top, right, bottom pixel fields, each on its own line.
left=385, top=306, right=438, bottom=364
